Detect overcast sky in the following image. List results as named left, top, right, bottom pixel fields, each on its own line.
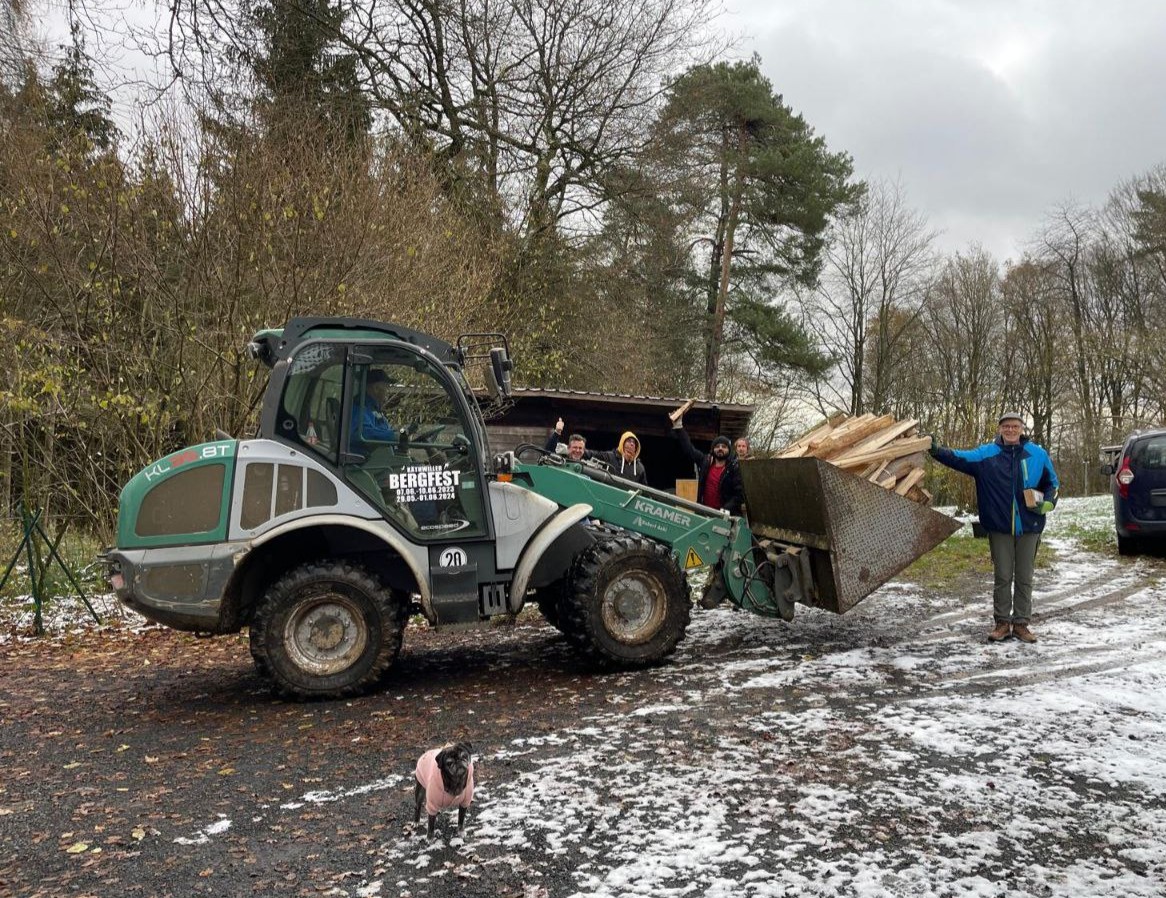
left=725, top=0, right=1166, bottom=262
left=37, top=1, right=1166, bottom=265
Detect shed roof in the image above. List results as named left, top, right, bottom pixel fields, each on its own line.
left=500, top=387, right=754, bottom=441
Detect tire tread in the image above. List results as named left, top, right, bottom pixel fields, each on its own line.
left=560, top=535, right=690, bottom=667
left=249, top=560, right=407, bottom=699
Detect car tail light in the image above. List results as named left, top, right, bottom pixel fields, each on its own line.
left=1117, top=461, right=1134, bottom=498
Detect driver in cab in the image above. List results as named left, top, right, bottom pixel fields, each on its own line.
left=350, top=368, right=398, bottom=452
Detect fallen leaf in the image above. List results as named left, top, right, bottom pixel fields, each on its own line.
left=66, top=842, right=89, bottom=853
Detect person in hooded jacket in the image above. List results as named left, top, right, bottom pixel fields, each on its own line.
left=583, top=431, right=647, bottom=485
left=669, top=412, right=744, bottom=515
left=928, top=411, right=1059, bottom=644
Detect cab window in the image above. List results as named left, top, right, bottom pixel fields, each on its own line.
left=344, top=348, right=487, bottom=540
left=278, top=343, right=345, bottom=463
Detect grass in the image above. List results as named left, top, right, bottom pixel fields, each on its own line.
left=0, top=527, right=109, bottom=606
left=899, top=531, right=1057, bottom=589
left=899, top=535, right=991, bottom=588
left=1054, top=521, right=1117, bottom=555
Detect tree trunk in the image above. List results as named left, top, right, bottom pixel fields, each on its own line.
left=704, top=123, right=746, bottom=400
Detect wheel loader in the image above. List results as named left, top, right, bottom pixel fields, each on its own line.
left=103, top=318, right=959, bottom=699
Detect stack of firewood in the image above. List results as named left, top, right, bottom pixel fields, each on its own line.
left=777, top=413, right=934, bottom=504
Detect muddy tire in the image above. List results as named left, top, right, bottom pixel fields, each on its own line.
left=249, top=561, right=407, bottom=700
left=1117, top=534, right=1141, bottom=556
left=561, top=535, right=690, bottom=667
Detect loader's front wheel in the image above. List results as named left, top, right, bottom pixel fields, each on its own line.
left=249, top=561, right=407, bottom=700
left=562, top=535, right=690, bottom=667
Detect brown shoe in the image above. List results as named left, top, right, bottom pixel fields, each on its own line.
left=1012, top=623, right=1037, bottom=643
left=987, top=622, right=1011, bottom=642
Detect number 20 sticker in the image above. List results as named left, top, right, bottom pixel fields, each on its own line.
left=438, top=547, right=467, bottom=567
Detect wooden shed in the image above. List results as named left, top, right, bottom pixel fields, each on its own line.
left=484, top=387, right=754, bottom=493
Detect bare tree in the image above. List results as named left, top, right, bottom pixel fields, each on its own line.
left=163, top=0, right=719, bottom=244
left=921, top=248, right=1006, bottom=439
left=1099, top=170, right=1166, bottom=428
left=1000, top=259, right=1068, bottom=447
left=812, top=179, right=937, bottom=415
left=1032, top=202, right=1102, bottom=449
left=0, top=97, right=500, bottom=532
left=0, top=0, right=30, bottom=87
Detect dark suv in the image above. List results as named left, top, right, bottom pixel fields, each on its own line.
left=1100, top=428, right=1166, bottom=554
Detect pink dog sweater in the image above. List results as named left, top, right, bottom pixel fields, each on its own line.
left=415, top=748, right=474, bottom=816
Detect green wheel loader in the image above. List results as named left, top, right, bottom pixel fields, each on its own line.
left=103, top=318, right=958, bottom=699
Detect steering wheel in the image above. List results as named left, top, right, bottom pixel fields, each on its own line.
left=450, top=433, right=472, bottom=454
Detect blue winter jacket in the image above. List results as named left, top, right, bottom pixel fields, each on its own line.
left=931, top=435, right=1059, bottom=535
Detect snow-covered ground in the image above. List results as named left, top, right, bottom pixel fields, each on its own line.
left=361, top=497, right=1166, bottom=897
left=8, top=497, right=1166, bottom=897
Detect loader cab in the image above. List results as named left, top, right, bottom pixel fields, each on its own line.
left=261, top=329, right=492, bottom=541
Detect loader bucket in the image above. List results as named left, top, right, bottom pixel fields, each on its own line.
left=739, top=457, right=961, bottom=614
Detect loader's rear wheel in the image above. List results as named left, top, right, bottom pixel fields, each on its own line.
left=249, top=561, right=407, bottom=700
left=561, top=535, right=690, bottom=667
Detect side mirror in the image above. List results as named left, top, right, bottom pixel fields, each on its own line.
left=1099, top=463, right=1115, bottom=477
left=488, top=347, right=513, bottom=399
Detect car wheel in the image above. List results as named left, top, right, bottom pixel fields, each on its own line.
left=1117, top=533, right=1141, bottom=556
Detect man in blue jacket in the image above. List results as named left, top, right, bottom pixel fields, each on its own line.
left=929, top=411, right=1059, bottom=644
left=349, top=368, right=399, bottom=453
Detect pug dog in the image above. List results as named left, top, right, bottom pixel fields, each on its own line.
left=413, top=742, right=474, bottom=838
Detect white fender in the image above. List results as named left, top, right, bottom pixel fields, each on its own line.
left=246, top=513, right=431, bottom=606
left=508, top=504, right=593, bottom=612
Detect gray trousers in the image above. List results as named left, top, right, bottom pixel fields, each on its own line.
left=987, top=531, right=1040, bottom=624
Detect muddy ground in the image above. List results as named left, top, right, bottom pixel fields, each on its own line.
left=2, top=537, right=1165, bottom=898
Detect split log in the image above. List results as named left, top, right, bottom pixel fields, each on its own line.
left=833, top=418, right=919, bottom=463
left=810, top=414, right=894, bottom=460
left=777, top=414, right=934, bottom=506
left=883, top=452, right=929, bottom=481
left=834, top=436, right=933, bottom=471
left=807, top=413, right=873, bottom=451
left=905, top=486, right=933, bottom=504
left=894, top=467, right=926, bottom=496
left=779, top=413, right=848, bottom=458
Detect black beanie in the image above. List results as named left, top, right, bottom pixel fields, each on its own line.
left=712, top=435, right=731, bottom=450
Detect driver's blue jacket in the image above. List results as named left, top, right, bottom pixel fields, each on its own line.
left=350, top=396, right=397, bottom=450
